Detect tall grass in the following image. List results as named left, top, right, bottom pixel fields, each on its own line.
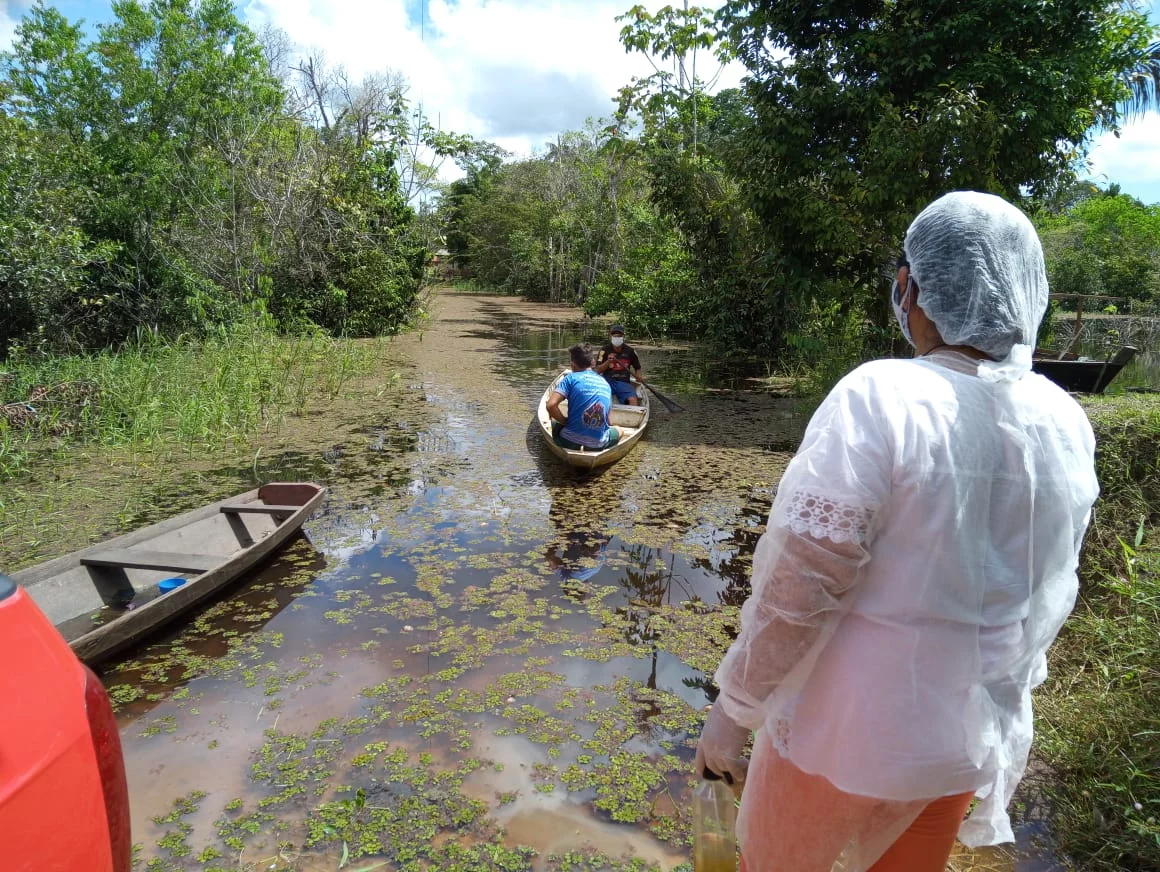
left=0, top=324, right=381, bottom=480
left=439, top=276, right=486, bottom=293
left=1033, top=396, right=1160, bottom=871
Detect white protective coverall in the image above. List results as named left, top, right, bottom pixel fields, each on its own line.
left=701, top=192, right=1100, bottom=870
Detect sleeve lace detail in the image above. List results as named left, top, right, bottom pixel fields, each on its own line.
left=779, top=489, right=874, bottom=544
left=772, top=717, right=792, bottom=754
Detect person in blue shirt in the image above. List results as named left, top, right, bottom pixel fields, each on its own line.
left=546, top=344, right=622, bottom=450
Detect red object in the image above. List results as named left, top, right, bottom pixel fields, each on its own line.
left=0, top=579, right=131, bottom=872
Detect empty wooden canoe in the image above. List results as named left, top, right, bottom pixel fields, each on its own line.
left=1032, top=345, right=1137, bottom=394
left=13, top=482, right=326, bottom=665
left=536, top=371, right=649, bottom=469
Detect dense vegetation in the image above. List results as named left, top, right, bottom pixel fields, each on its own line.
left=0, top=321, right=383, bottom=480
left=1044, top=397, right=1160, bottom=871
left=443, top=1, right=1159, bottom=365
left=0, top=0, right=488, bottom=355
left=4, top=0, right=1156, bottom=365
left=1037, top=186, right=1160, bottom=308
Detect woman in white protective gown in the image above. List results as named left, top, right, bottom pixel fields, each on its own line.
left=695, top=192, right=1100, bottom=872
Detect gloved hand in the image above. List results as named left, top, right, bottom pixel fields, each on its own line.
left=694, top=703, right=750, bottom=785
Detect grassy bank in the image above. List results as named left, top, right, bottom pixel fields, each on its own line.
left=0, top=325, right=404, bottom=571
left=0, top=325, right=383, bottom=481
left=1034, top=395, right=1160, bottom=870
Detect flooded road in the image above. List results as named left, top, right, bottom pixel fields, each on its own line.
left=106, top=293, right=1055, bottom=871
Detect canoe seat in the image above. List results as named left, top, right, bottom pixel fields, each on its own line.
left=609, top=406, right=647, bottom=427
left=80, top=549, right=218, bottom=573
left=219, top=502, right=299, bottom=515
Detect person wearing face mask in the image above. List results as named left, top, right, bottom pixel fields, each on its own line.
left=694, top=191, right=1099, bottom=872
left=595, top=325, right=645, bottom=405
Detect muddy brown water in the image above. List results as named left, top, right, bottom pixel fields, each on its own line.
left=88, top=293, right=1059, bottom=870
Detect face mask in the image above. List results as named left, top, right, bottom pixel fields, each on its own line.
left=891, top=276, right=915, bottom=347
left=611, top=336, right=624, bottom=347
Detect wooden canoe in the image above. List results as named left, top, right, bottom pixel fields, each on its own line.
left=14, top=482, right=326, bottom=666
left=537, top=371, right=649, bottom=469
left=1032, top=345, right=1137, bottom=394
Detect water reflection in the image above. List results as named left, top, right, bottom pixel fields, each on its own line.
left=546, top=501, right=611, bottom=584
left=691, top=499, right=766, bottom=611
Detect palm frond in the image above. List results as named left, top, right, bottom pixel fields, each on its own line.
left=1122, top=40, right=1160, bottom=119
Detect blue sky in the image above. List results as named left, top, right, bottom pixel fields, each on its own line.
left=2, top=0, right=1159, bottom=203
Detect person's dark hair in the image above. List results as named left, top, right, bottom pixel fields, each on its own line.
left=569, top=343, right=594, bottom=370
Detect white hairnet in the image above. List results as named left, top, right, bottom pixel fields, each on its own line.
left=904, top=191, right=1048, bottom=374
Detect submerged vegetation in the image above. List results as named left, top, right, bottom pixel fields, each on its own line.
left=109, top=512, right=746, bottom=871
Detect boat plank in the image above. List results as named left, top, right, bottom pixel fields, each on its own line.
left=80, top=549, right=220, bottom=573
left=71, top=560, right=237, bottom=664
left=220, top=503, right=300, bottom=515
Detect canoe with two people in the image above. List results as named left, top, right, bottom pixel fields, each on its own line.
left=545, top=344, right=621, bottom=451
left=537, top=343, right=650, bottom=470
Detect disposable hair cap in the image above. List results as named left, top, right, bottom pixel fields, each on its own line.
left=904, top=191, right=1049, bottom=379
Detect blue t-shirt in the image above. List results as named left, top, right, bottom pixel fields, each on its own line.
left=555, top=369, right=613, bottom=448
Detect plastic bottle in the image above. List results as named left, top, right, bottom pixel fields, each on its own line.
left=693, top=771, right=738, bottom=872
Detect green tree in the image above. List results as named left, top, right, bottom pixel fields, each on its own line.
left=615, top=5, right=786, bottom=354
left=446, top=125, right=654, bottom=306
left=1, top=1, right=437, bottom=350
left=616, top=3, right=733, bottom=160
left=1038, top=193, right=1160, bottom=306
left=583, top=196, right=696, bottom=336
left=0, top=108, right=117, bottom=352
left=2, top=0, right=286, bottom=344
left=440, top=143, right=507, bottom=268
left=715, top=0, right=1155, bottom=349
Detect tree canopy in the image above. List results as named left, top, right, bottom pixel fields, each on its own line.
left=443, top=0, right=1157, bottom=364
left=1037, top=191, right=1160, bottom=307
left=0, top=0, right=486, bottom=354
left=4, top=0, right=1157, bottom=363
left=718, top=0, right=1154, bottom=342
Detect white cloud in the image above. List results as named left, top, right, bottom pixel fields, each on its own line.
left=0, top=2, right=24, bottom=50
left=240, top=0, right=743, bottom=167
left=238, top=0, right=1160, bottom=205
left=1086, top=115, right=1160, bottom=204
left=21, top=0, right=1153, bottom=202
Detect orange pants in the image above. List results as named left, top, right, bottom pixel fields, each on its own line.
left=739, top=787, right=974, bottom=872
left=864, top=790, right=975, bottom=871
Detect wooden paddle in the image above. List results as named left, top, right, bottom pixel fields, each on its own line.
left=642, top=382, right=685, bottom=413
